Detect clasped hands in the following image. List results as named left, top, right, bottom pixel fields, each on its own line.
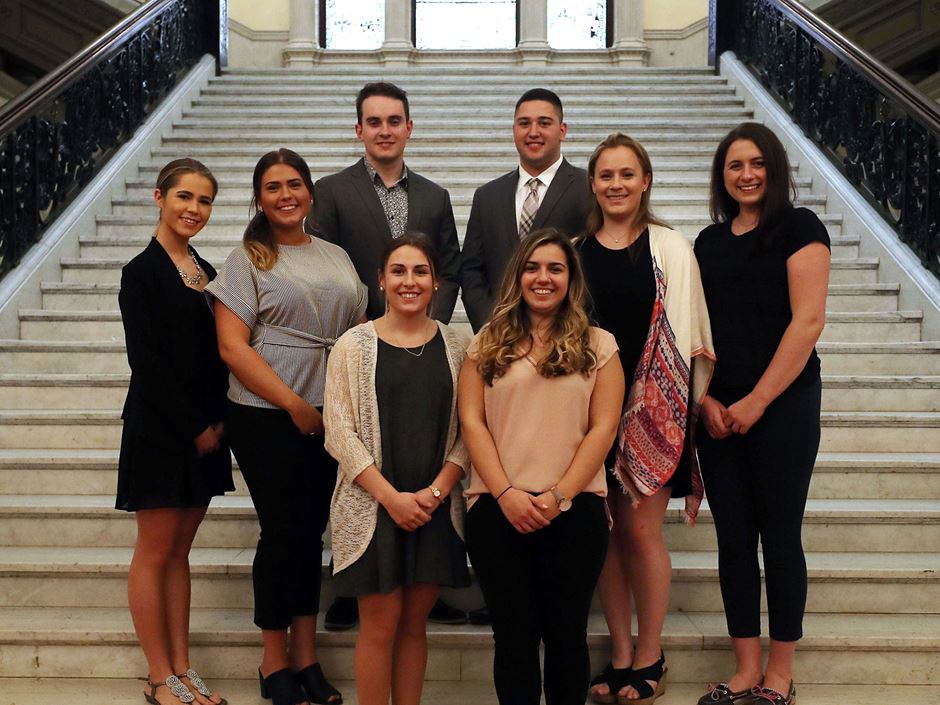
left=701, top=393, right=768, bottom=438
left=383, top=486, right=444, bottom=532
left=497, top=488, right=561, bottom=534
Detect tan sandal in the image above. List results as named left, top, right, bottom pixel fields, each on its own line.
left=177, top=669, right=227, bottom=705
left=144, top=675, right=195, bottom=704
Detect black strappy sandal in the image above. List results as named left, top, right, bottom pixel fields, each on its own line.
left=297, top=662, right=343, bottom=704
left=144, top=675, right=195, bottom=704
left=589, top=662, right=633, bottom=705
left=618, top=650, right=667, bottom=705
left=258, top=668, right=307, bottom=705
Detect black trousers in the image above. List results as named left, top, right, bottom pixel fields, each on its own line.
left=696, top=378, right=821, bottom=642
left=227, top=401, right=336, bottom=630
left=466, top=493, right=608, bottom=705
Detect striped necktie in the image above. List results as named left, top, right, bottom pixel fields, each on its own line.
left=518, top=177, right=541, bottom=238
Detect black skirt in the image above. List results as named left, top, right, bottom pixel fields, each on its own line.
left=115, top=424, right=233, bottom=511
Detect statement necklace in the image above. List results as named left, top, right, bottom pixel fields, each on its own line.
left=177, top=249, right=203, bottom=286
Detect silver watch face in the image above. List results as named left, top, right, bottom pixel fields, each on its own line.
left=431, top=487, right=442, bottom=498
left=559, top=498, right=573, bottom=512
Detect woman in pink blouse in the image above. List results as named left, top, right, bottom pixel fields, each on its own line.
left=458, top=228, right=625, bottom=705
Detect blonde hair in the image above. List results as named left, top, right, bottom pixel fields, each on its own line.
left=585, top=132, right=668, bottom=237
left=475, top=228, right=597, bottom=385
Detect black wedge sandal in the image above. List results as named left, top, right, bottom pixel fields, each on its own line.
left=618, top=651, right=667, bottom=705
left=297, top=662, right=343, bottom=704
left=589, top=662, right=633, bottom=705
left=258, top=668, right=307, bottom=705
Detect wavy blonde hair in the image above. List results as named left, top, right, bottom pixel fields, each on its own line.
left=475, top=228, right=597, bottom=385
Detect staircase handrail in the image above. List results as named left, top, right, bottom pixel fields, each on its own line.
left=710, top=0, right=940, bottom=279
left=0, top=0, right=225, bottom=280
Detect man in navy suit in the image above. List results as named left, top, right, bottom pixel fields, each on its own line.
left=460, top=88, right=593, bottom=331
left=313, top=81, right=461, bottom=322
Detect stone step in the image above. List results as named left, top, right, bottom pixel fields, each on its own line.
left=18, top=307, right=911, bottom=344
left=816, top=341, right=940, bottom=374
left=191, top=92, right=749, bottom=107
left=1, top=679, right=936, bottom=705
left=213, top=69, right=722, bottom=82
left=826, top=283, right=897, bottom=312
left=183, top=105, right=756, bottom=120
left=4, top=370, right=936, bottom=412
left=84, top=213, right=843, bottom=243
left=39, top=279, right=890, bottom=318
left=1, top=450, right=935, bottom=499
left=0, top=546, right=935, bottom=616
left=146, top=143, right=733, bottom=159
left=0, top=494, right=935, bottom=552
left=0, top=606, right=936, bottom=684
left=201, top=82, right=738, bottom=96
left=4, top=339, right=935, bottom=376
left=4, top=409, right=935, bottom=452
left=106, top=192, right=827, bottom=218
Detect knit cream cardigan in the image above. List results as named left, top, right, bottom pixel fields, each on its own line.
left=323, top=320, right=470, bottom=574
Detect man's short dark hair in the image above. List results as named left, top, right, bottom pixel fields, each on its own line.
left=356, top=82, right=410, bottom=124
left=514, top=88, right=564, bottom=121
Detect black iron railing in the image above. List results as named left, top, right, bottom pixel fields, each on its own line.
left=710, top=0, right=940, bottom=280
left=0, top=0, right=226, bottom=280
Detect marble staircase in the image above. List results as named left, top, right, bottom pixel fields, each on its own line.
left=0, top=64, right=938, bottom=700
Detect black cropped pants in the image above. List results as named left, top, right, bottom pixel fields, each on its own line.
left=696, top=378, right=821, bottom=642
left=227, top=401, right=336, bottom=630
left=466, top=493, right=608, bottom=705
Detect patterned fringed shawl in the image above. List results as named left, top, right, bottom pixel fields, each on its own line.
left=613, top=225, right=715, bottom=523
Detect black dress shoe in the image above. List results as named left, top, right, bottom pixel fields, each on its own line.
left=468, top=605, right=491, bottom=625
left=427, top=598, right=468, bottom=624
left=323, top=596, right=358, bottom=631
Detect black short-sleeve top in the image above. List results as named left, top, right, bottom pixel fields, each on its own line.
left=694, top=206, right=830, bottom=400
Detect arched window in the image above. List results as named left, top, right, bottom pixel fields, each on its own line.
left=415, top=0, right=517, bottom=50
left=548, top=0, right=609, bottom=49
left=323, top=0, right=384, bottom=49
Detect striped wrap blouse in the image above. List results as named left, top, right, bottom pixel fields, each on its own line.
left=205, top=237, right=367, bottom=408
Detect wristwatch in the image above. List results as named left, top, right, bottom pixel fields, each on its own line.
left=549, top=485, right=572, bottom=512
left=429, top=485, right=442, bottom=500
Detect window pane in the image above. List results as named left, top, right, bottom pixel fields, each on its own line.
left=325, top=0, right=384, bottom=49
left=416, top=0, right=517, bottom=50
left=548, top=0, right=606, bottom=49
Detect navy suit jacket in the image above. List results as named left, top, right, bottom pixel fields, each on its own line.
left=460, top=158, right=592, bottom=331
left=312, top=158, right=461, bottom=322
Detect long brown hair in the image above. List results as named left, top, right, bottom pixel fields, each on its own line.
left=475, top=228, right=597, bottom=385
left=709, top=122, right=797, bottom=247
left=244, top=148, right=315, bottom=270
left=585, top=132, right=667, bottom=237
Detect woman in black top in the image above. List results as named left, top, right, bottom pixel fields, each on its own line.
left=694, top=123, right=830, bottom=705
left=118, top=159, right=232, bottom=705
left=581, top=134, right=715, bottom=705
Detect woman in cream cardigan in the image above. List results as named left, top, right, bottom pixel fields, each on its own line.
left=324, top=232, right=469, bottom=705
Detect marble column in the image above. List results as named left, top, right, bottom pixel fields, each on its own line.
left=382, top=0, right=414, bottom=63
left=517, top=0, right=550, bottom=65
left=283, top=0, right=320, bottom=67
left=611, top=0, right=648, bottom=65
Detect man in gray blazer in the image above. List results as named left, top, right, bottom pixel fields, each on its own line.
left=313, top=82, right=461, bottom=322
left=460, top=88, right=593, bottom=331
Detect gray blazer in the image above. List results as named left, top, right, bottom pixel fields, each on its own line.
left=312, top=158, right=461, bottom=322
left=460, top=157, right=593, bottom=331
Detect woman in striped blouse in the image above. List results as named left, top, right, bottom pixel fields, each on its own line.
left=207, top=148, right=367, bottom=705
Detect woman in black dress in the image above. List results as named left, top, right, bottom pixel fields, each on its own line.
left=324, top=233, right=469, bottom=705
left=694, top=123, right=830, bottom=705
left=117, top=158, right=233, bottom=705
left=580, top=134, right=714, bottom=705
